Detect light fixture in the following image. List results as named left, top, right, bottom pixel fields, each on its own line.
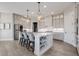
left=51, top=12, right=54, bottom=15
left=37, top=2, right=44, bottom=21
left=31, top=12, right=34, bottom=14
left=44, top=5, right=47, bottom=8
left=26, top=9, right=31, bottom=22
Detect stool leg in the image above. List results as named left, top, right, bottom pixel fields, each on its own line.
left=21, top=38, right=24, bottom=46
left=27, top=40, right=30, bottom=49
left=20, top=38, right=22, bottom=46
left=32, top=42, right=34, bottom=52
left=22, top=40, right=25, bottom=46
left=24, top=40, right=28, bottom=47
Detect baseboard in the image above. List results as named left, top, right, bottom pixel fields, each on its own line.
left=64, top=40, right=76, bottom=47
left=0, top=38, right=14, bottom=41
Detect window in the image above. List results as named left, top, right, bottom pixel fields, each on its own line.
left=52, top=14, right=64, bottom=28
left=52, top=14, right=64, bottom=32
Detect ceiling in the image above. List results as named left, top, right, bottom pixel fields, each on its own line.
left=0, top=2, right=75, bottom=17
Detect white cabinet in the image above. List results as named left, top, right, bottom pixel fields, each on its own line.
left=64, top=8, right=76, bottom=47
left=34, top=32, right=53, bottom=56
left=53, top=32, right=64, bottom=40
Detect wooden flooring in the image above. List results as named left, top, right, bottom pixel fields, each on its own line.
left=0, top=40, right=78, bottom=56
left=43, top=40, right=78, bottom=56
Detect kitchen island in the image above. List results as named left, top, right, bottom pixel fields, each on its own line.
left=34, top=32, right=53, bottom=56
left=19, top=31, right=53, bottom=56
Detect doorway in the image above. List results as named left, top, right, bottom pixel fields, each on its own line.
left=33, top=22, right=38, bottom=32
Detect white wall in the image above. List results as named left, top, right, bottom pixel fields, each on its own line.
left=64, top=6, right=76, bottom=47
left=0, top=12, right=14, bottom=41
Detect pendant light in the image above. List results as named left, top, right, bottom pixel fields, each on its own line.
left=26, top=9, right=31, bottom=22
left=37, top=2, right=44, bottom=21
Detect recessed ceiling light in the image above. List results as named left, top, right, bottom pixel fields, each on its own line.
left=31, top=12, right=34, bottom=14
left=44, top=5, right=47, bottom=8
left=51, top=12, right=54, bottom=15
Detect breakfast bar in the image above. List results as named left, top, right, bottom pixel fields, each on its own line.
left=34, top=32, right=53, bottom=56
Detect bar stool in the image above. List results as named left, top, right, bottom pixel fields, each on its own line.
left=27, top=32, right=35, bottom=52
left=19, top=32, right=24, bottom=46
left=22, top=32, right=29, bottom=48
